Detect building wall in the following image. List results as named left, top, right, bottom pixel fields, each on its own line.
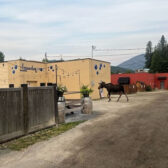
left=47, top=59, right=90, bottom=99
left=48, top=59, right=111, bottom=99
left=7, top=60, right=47, bottom=88
left=0, top=62, right=8, bottom=88
left=0, top=59, right=111, bottom=99
left=111, top=73, right=155, bottom=88
left=111, top=73, right=168, bottom=90
left=90, top=59, right=111, bottom=99
left=154, top=73, right=168, bottom=89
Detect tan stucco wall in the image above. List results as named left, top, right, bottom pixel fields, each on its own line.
left=47, top=59, right=90, bottom=99
left=0, top=59, right=110, bottom=99
left=47, top=59, right=110, bottom=99
left=6, top=60, right=47, bottom=88
left=89, top=59, right=111, bottom=99
left=8, top=60, right=22, bottom=87
left=0, top=62, right=9, bottom=88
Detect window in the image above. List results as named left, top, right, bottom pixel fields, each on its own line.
left=40, top=83, right=46, bottom=86
left=9, top=84, right=14, bottom=88
left=118, top=77, right=130, bottom=85
left=47, top=83, right=53, bottom=86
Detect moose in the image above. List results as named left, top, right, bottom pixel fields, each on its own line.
left=98, top=81, right=129, bottom=102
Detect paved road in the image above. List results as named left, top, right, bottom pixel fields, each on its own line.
left=1, top=91, right=168, bottom=168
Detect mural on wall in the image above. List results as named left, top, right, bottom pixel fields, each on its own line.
left=9, top=63, right=45, bottom=74
left=94, top=63, right=106, bottom=75
left=48, top=66, right=55, bottom=72
left=11, top=64, right=18, bottom=74
left=20, top=64, right=44, bottom=73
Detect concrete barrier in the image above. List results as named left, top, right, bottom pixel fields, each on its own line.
left=58, top=102, right=65, bottom=124
left=81, top=97, right=93, bottom=114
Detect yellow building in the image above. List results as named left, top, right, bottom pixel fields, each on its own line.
left=0, top=58, right=111, bottom=99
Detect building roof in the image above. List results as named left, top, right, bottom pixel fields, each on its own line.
left=5, top=59, right=46, bottom=64
left=1, top=58, right=110, bottom=64
left=47, top=58, right=110, bottom=64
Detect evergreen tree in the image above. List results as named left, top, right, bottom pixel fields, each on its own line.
left=0, top=51, right=5, bottom=62
left=145, top=41, right=153, bottom=68
left=150, top=49, right=161, bottom=72
left=150, top=35, right=168, bottom=73
left=42, top=58, right=49, bottom=63
left=157, top=35, right=167, bottom=50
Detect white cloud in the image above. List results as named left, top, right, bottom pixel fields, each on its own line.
left=0, top=0, right=168, bottom=64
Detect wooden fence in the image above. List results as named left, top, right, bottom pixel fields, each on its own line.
left=123, top=84, right=137, bottom=94
left=123, top=83, right=147, bottom=94
left=0, top=86, right=58, bottom=143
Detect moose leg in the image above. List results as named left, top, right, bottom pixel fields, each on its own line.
left=125, top=93, right=129, bottom=101
left=108, top=92, right=111, bottom=102
left=117, top=92, right=122, bottom=102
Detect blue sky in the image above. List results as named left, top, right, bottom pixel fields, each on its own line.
left=0, top=0, right=168, bottom=65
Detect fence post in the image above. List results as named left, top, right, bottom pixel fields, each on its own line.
left=21, top=84, right=29, bottom=134
left=53, top=85, right=58, bottom=125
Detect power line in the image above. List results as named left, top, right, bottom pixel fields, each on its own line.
left=93, top=53, right=145, bottom=57
left=46, top=52, right=144, bottom=58
left=95, top=48, right=146, bottom=51
left=47, top=55, right=89, bottom=58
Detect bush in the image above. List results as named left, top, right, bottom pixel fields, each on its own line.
left=57, top=84, right=67, bottom=92
left=57, top=84, right=67, bottom=97
left=146, top=85, right=152, bottom=92
left=80, top=85, right=93, bottom=97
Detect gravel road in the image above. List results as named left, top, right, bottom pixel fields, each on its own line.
left=0, top=91, right=168, bottom=168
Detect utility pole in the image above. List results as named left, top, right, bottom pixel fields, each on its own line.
left=45, top=52, right=48, bottom=62
left=78, top=70, right=80, bottom=88
left=60, top=54, right=63, bottom=61
left=91, top=45, right=96, bottom=59
left=55, top=65, right=58, bottom=86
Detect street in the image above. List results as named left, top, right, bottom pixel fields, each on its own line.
left=0, top=91, right=168, bottom=168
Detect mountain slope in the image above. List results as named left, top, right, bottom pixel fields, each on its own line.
left=111, top=66, right=134, bottom=74
left=118, top=54, right=145, bottom=71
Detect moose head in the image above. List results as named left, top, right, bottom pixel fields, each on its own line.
left=98, top=81, right=106, bottom=89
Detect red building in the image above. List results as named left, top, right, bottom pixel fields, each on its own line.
left=111, top=73, right=168, bottom=89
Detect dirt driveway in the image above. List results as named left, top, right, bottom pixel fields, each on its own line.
left=1, top=91, right=168, bottom=168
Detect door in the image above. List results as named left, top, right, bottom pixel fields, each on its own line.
left=160, top=81, right=165, bottom=89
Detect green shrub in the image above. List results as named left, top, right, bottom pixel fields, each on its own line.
left=146, top=85, right=152, bottom=92
left=80, top=85, right=93, bottom=97
left=57, top=84, right=67, bottom=92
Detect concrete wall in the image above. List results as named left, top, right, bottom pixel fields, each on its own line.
left=0, top=86, right=57, bottom=143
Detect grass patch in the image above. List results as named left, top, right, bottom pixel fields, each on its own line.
left=0, top=121, right=84, bottom=151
